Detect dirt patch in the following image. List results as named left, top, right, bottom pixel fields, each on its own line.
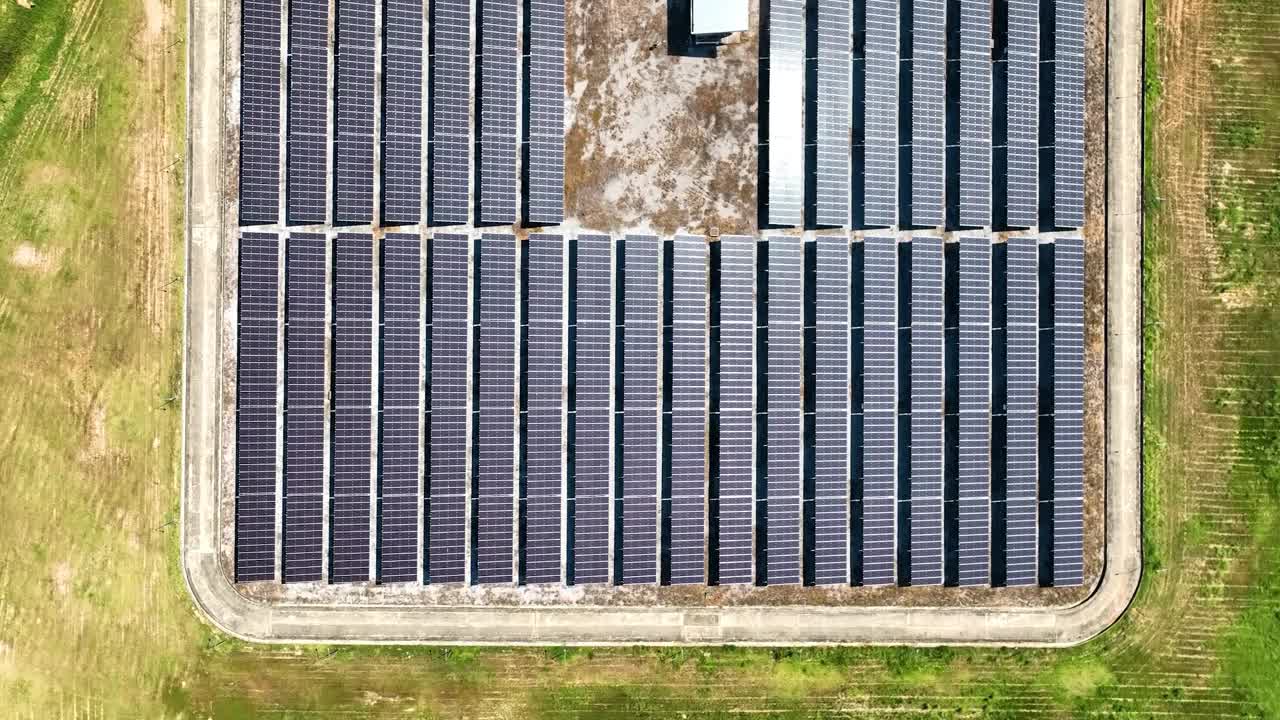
left=50, top=561, right=74, bottom=597
left=9, top=242, right=60, bottom=274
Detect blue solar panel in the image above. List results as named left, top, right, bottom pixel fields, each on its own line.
left=476, top=234, right=517, bottom=583
left=815, top=0, right=851, bottom=227
left=239, top=1, right=281, bottom=224
left=429, top=233, right=470, bottom=582
left=236, top=232, right=279, bottom=581
left=1006, top=0, right=1039, bottom=228
left=669, top=236, right=707, bottom=585
left=909, top=237, right=944, bottom=585
left=527, top=0, right=565, bottom=224
left=382, top=0, right=423, bottom=225
left=766, top=237, right=802, bottom=585
left=525, top=235, right=565, bottom=584
left=1053, top=237, right=1084, bottom=585
left=283, top=233, right=325, bottom=582
left=716, top=236, right=755, bottom=584
left=334, top=0, right=375, bottom=224
left=477, top=0, right=518, bottom=223
left=331, top=233, right=373, bottom=583
left=622, top=235, right=661, bottom=584
left=957, top=236, right=991, bottom=586
left=862, top=236, right=897, bottom=585
left=286, top=0, right=328, bottom=224
left=430, top=0, right=471, bottom=225
left=959, top=0, right=991, bottom=227
left=1054, top=0, right=1086, bottom=227
left=864, top=0, right=899, bottom=228
left=378, top=233, right=420, bottom=583
left=571, top=235, right=613, bottom=583
left=1005, top=236, right=1038, bottom=585
left=911, top=0, right=946, bottom=227
left=813, top=236, right=850, bottom=585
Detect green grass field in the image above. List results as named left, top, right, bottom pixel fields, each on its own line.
left=1, top=0, right=1278, bottom=715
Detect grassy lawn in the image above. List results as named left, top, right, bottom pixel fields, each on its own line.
left=1, top=0, right=1278, bottom=715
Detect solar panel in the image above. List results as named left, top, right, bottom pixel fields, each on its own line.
left=909, top=237, right=943, bottom=585
left=286, top=0, right=328, bottom=225
left=959, top=0, right=992, bottom=228
left=767, top=0, right=804, bottom=227
left=766, top=236, right=802, bottom=585
left=382, top=0, right=423, bottom=225
left=864, top=0, right=899, bottom=228
left=813, top=236, right=850, bottom=585
left=1005, top=236, right=1038, bottom=585
left=814, top=0, right=851, bottom=227
left=283, top=233, right=325, bottom=582
left=622, top=235, right=661, bottom=584
left=1053, top=237, right=1084, bottom=585
left=477, top=0, right=518, bottom=224
left=1006, top=0, right=1039, bottom=229
left=527, top=0, right=566, bottom=224
left=331, top=233, right=373, bottom=583
left=716, top=236, right=755, bottom=584
left=849, top=241, right=864, bottom=581
left=957, top=236, right=991, bottom=586
left=236, top=233, right=279, bottom=581
left=240, top=0, right=281, bottom=224
left=911, top=0, right=946, bottom=228
left=669, top=236, right=708, bottom=585
left=378, top=233, right=420, bottom=583
left=571, top=234, right=613, bottom=583
left=525, top=234, right=565, bottom=584
left=476, top=234, right=518, bottom=583
left=430, top=0, right=471, bottom=225
left=429, top=233, right=470, bottom=583
left=334, top=0, right=375, bottom=225
left=862, top=236, right=897, bottom=585
left=1054, top=0, right=1086, bottom=228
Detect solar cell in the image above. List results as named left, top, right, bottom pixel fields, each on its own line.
left=334, top=0, right=375, bottom=225
left=1052, top=237, right=1084, bottom=585
left=959, top=0, right=992, bottom=228
left=1006, top=0, right=1039, bottom=228
left=240, top=0, right=281, bottom=224
left=477, top=0, right=518, bottom=224
left=286, top=0, right=328, bottom=225
left=909, top=237, right=944, bottom=585
left=382, top=0, right=423, bottom=225
left=1054, top=0, right=1086, bottom=228
left=571, top=235, right=613, bottom=583
left=236, top=232, right=280, bottom=581
left=957, top=236, right=992, bottom=586
left=862, top=236, right=897, bottom=585
left=476, top=234, right=518, bottom=583
left=1005, top=236, right=1038, bottom=585
left=525, top=235, right=565, bottom=584
left=669, top=236, right=708, bottom=585
left=429, top=233, right=470, bottom=583
left=331, top=233, right=374, bottom=583
left=527, top=0, right=566, bottom=224
left=815, top=0, right=851, bottom=227
left=430, top=0, right=471, bottom=225
left=767, top=0, right=804, bottom=227
left=622, top=235, right=661, bottom=584
left=716, top=236, right=755, bottom=584
left=864, top=0, right=899, bottom=228
left=911, top=0, right=946, bottom=228
left=283, top=233, right=326, bottom=582
left=766, top=236, right=802, bottom=585
left=378, top=233, right=420, bottom=583
left=813, top=236, right=850, bottom=585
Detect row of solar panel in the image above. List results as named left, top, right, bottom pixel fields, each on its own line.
left=235, top=232, right=1084, bottom=587
left=769, top=0, right=1086, bottom=231
left=237, top=0, right=565, bottom=228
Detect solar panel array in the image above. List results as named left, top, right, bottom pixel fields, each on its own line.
left=477, top=0, right=518, bottom=224
left=381, top=0, right=423, bottom=225
left=1053, top=237, right=1084, bottom=586
left=527, top=0, right=566, bottom=224
left=331, top=234, right=374, bottom=583
left=813, top=236, right=850, bottom=585
left=1055, top=0, right=1086, bottom=228
left=669, top=237, right=708, bottom=584
left=622, top=236, right=661, bottom=584
left=910, top=0, right=946, bottom=228
left=765, top=237, right=802, bottom=584
left=286, top=0, right=328, bottom=224
left=236, top=233, right=279, bottom=580
left=1005, top=236, right=1039, bottom=585
left=572, top=235, right=613, bottom=583
left=283, top=233, right=326, bottom=582
left=239, top=0, right=281, bottom=224
left=476, top=235, right=518, bottom=583
left=525, top=235, right=565, bottom=584
left=909, top=238, right=944, bottom=585
left=814, top=0, right=851, bottom=227
left=1006, top=0, right=1039, bottom=228
left=716, top=236, right=755, bottom=584
left=862, top=236, right=897, bottom=585
left=766, top=0, right=805, bottom=227
left=429, top=234, right=469, bottom=582
left=430, top=0, right=472, bottom=225
left=957, top=236, right=991, bottom=586
left=334, top=0, right=375, bottom=224
left=864, top=1, right=899, bottom=228
left=379, top=234, right=420, bottom=583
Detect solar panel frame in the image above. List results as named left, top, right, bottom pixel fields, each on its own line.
left=429, top=0, right=472, bottom=225
left=477, top=0, right=518, bottom=224
left=428, top=233, right=470, bottom=583
left=378, top=233, right=421, bottom=583
left=240, top=0, right=282, bottom=224
left=909, top=237, right=944, bottom=585
left=622, top=235, right=661, bottom=584
left=1005, top=235, right=1038, bottom=585
left=862, top=236, right=897, bottom=585
left=236, top=232, right=280, bottom=581
left=1052, top=237, right=1084, bottom=585
left=526, top=0, right=566, bottom=224
left=286, top=0, right=329, bottom=225
left=476, top=234, right=518, bottom=583
left=765, top=236, right=802, bottom=585
left=525, top=235, right=565, bottom=584
left=814, top=0, right=851, bottom=227
left=716, top=236, right=756, bottom=585
left=813, top=236, right=850, bottom=585
left=571, top=235, right=614, bottom=584
left=1054, top=0, right=1086, bottom=228
left=767, top=0, right=805, bottom=227
left=864, top=0, right=899, bottom=228
left=668, top=236, right=708, bottom=585
left=1006, top=0, right=1039, bottom=229
left=911, top=0, right=946, bottom=228
left=957, top=236, right=992, bottom=586
left=283, top=233, right=326, bottom=582
left=959, top=0, right=992, bottom=228
left=334, top=0, right=376, bottom=225
left=382, top=0, right=424, bottom=225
